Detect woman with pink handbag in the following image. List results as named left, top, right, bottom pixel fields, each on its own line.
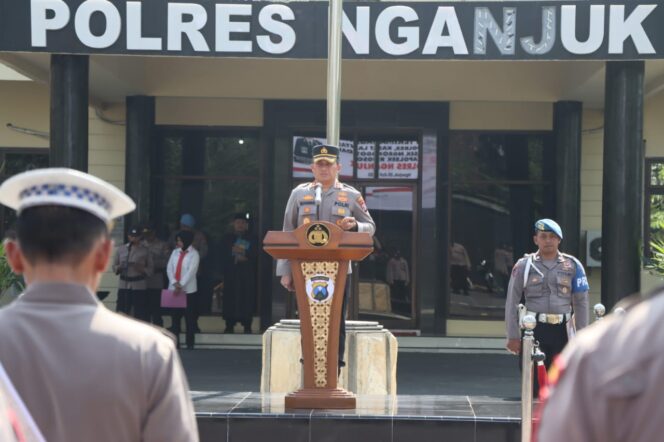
left=166, top=230, right=200, bottom=349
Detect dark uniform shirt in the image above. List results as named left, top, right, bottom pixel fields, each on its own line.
left=276, top=180, right=376, bottom=277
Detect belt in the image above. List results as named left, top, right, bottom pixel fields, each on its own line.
left=120, top=275, right=145, bottom=282
left=527, top=311, right=571, bottom=325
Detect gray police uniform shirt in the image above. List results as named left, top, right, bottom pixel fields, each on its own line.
left=112, top=242, right=154, bottom=290
left=0, top=282, right=198, bottom=442
left=538, top=293, right=664, bottom=442
left=276, top=180, right=376, bottom=277
left=144, top=238, right=171, bottom=289
left=505, top=252, right=589, bottom=340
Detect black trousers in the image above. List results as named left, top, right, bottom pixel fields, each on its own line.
left=520, top=321, right=568, bottom=396
left=116, top=288, right=134, bottom=315
left=132, top=290, right=150, bottom=322
left=171, top=292, right=198, bottom=348
left=146, top=288, right=164, bottom=326
left=450, top=265, right=469, bottom=294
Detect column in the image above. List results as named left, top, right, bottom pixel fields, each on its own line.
left=554, top=101, right=582, bottom=256
left=50, top=55, right=89, bottom=171
left=125, top=96, right=155, bottom=229
left=602, top=62, right=645, bottom=309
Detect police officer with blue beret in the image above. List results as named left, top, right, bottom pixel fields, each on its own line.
left=505, top=219, right=589, bottom=392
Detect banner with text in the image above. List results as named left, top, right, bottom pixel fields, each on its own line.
left=2, top=1, right=664, bottom=60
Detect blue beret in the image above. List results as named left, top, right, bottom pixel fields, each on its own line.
left=534, top=219, right=563, bottom=239
left=180, top=213, right=196, bottom=228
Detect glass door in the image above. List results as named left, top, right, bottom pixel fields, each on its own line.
left=354, top=184, right=417, bottom=329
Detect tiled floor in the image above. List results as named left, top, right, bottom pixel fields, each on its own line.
left=193, top=392, right=521, bottom=442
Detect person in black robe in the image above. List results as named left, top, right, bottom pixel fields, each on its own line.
left=219, top=213, right=257, bottom=333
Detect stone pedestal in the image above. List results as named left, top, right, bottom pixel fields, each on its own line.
left=261, top=320, right=398, bottom=395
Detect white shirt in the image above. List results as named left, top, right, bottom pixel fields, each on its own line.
left=166, top=246, right=200, bottom=294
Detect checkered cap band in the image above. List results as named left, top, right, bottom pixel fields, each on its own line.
left=19, top=184, right=111, bottom=212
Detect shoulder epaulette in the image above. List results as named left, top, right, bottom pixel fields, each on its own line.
left=561, top=253, right=584, bottom=269
left=341, top=183, right=360, bottom=193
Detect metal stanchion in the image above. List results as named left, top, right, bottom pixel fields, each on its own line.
left=520, top=314, right=537, bottom=442
left=593, top=303, right=606, bottom=321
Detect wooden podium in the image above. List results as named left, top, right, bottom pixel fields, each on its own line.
left=264, top=221, right=373, bottom=409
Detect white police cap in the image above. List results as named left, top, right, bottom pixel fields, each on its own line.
left=0, top=168, right=135, bottom=225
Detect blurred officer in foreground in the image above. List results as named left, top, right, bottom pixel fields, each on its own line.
left=277, top=145, right=375, bottom=369
left=0, top=168, right=198, bottom=442
left=538, top=291, right=664, bottom=442
left=505, top=219, right=589, bottom=394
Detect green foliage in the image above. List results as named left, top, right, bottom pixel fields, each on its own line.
left=0, top=242, right=24, bottom=295
left=647, top=239, right=664, bottom=278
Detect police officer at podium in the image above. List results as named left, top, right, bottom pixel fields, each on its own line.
left=505, top=219, right=589, bottom=392
left=277, top=144, right=375, bottom=369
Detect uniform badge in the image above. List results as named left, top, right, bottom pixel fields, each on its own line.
left=303, top=217, right=311, bottom=224
left=306, top=275, right=335, bottom=303
left=562, top=260, right=573, bottom=270
left=304, top=207, right=311, bottom=214
left=303, top=195, right=314, bottom=201
left=357, top=196, right=368, bottom=212
left=561, top=287, right=568, bottom=294
left=338, top=196, right=348, bottom=203
left=338, top=191, right=348, bottom=197
left=337, top=208, right=345, bottom=215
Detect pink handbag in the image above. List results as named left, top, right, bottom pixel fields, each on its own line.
left=161, top=289, right=187, bottom=308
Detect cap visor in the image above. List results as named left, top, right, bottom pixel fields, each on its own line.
left=313, top=156, right=337, bottom=163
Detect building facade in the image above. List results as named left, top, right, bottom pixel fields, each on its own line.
left=1, top=0, right=663, bottom=336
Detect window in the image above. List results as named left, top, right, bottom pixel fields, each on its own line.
left=448, top=132, right=554, bottom=320
left=0, top=149, right=49, bottom=237
left=644, top=158, right=664, bottom=258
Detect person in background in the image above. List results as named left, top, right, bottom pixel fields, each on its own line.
left=167, top=230, right=200, bottom=349
left=219, top=213, right=258, bottom=334
left=143, top=224, right=170, bottom=326
left=386, top=248, right=410, bottom=301
left=494, top=243, right=514, bottom=296
left=170, top=213, right=208, bottom=334
left=0, top=168, right=198, bottom=441
left=113, top=226, right=153, bottom=321
left=450, top=241, right=471, bottom=295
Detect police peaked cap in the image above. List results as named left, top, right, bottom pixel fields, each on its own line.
left=534, top=219, right=563, bottom=239
left=312, top=145, right=339, bottom=163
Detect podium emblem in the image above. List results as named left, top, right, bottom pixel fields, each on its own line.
left=306, top=275, right=335, bottom=303
left=306, top=223, right=330, bottom=247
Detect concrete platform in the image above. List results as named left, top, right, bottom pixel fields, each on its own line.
left=194, top=392, right=521, bottom=442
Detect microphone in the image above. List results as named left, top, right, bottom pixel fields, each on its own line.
left=314, top=183, right=322, bottom=206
